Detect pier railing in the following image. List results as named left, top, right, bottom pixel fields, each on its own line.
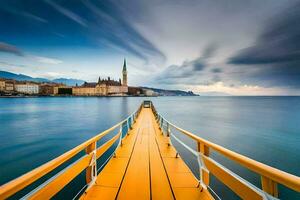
left=0, top=103, right=143, bottom=199
left=150, top=102, right=300, bottom=200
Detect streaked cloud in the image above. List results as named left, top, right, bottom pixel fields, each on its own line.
left=44, top=0, right=87, bottom=27
left=228, top=1, right=300, bottom=88
left=82, top=0, right=165, bottom=62
left=0, top=42, right=23, bottom=56
left=21, top=12, right=48, bottom=23
left=228, top=2, right=300, bottom=65
left=33, top=56, right=63, bottom=65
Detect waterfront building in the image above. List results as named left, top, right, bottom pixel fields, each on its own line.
left=4, top=80, right=15, bottom=92
left=53, top=85, right=72, bottom=95
left=72, top=82, right=97, bottom=96
left=39, top=83, right=62, bottom=95
left=15, top=82, right=39, bottom=94
left=73, top=59, right=128, bottom=96
left=0, top=79, right=5, bottom=91
left=128, top=86, right=143, bottom=96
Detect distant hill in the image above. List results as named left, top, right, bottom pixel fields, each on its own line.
left=198, top=91, right=231, bottom=96
left=141, top=87, right=198, bottom=96
left=0, top=71, right=49, bottom=82
left=52, top=78, right=84, bottom=86
left=0, top=71, right=84, bottom=86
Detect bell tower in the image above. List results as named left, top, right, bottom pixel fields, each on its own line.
left=122, top=58, right=127, bottom=86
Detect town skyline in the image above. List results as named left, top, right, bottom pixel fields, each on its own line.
left=2, top=59, right=195, bottom=97
left=0, top=0, right=300, bottom=95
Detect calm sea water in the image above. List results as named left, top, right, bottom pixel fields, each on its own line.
left=0, top=97, right=299, bottom=199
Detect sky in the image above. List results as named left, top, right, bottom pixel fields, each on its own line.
left=0, top=0, right=300, bottom=95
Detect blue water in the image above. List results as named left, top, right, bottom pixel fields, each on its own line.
left=0, top=97, right=299, bottom=199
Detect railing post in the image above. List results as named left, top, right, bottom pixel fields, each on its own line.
left=159, top=117, right=162, bottom=130
left=199, top=143, right=209, bottom=156
left=129, top=116, right=133, bottom=129
left=197, top=142, right=210, bottom=187
left=119, top=125, right=123, bottom=146
left=261, top=176, right=278, bottom=197
left=167, top=122, right=170, bottom=137
left=85, top=141, right=97, bottom=187
left=127, top=118, right=131, bottom=132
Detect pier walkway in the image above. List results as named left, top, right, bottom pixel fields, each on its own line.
left=80, top=107, right=212, bottom=200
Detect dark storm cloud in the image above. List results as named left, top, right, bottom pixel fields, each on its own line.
left=155, top=43, right=218, bottom=84
left=0, top=0, right=165, bottom=62
left=157, top=56, right=206, bottom=80
left=0, top=42, right=23, bottom=56
left=228, top=2, right=300, bottom=87
left=211, top=68, right=222, bottom=73
left=202, top=43, right=218, bottom=59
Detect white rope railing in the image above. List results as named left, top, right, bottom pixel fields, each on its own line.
left=154, top=109, right=280, bottom=200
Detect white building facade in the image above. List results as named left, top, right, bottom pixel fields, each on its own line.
left=15, top=83, right=39, bottom=94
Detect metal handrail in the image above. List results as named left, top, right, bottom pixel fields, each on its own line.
left=0, top=103, right=143, bottom=199
left=150, top=102, right=300, bottom=199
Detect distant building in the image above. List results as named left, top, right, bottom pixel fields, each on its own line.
left=128, top=87, right=143, bottom=96
left=0, top=79, right=5, bottom=91
left=39, top=83, right=62, bottom=95
left=72, top=82, right=97, bottom=96
left=73, top=59, right=128, bottom=96
left=4, top=80, right=15, bottom=92
left=122, top=59, right=127, bottom=86
left=15, top=82, right=39, bottom=94
left=54, top=85, right=72, bottom=95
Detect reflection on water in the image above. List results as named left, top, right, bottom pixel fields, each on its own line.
left=0, top=96, right=299, bottom=199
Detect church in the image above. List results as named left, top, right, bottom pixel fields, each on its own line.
left=72, top=59, right=128, bottom=96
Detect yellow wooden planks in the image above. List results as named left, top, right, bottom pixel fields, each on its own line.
left=82, top=186, right=118, bottom=200
left=150, top=109, right=213, bottom=200
left=80, top=115, right=140, bottom=200
left=149, top=111, right=174, bottom=200
left=82, top=108, right=213, bottom=200
left=117, top=111, right=151, bottom=200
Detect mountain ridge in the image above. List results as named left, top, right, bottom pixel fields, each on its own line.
left=141, top=87, right=198, bottom=96
left=0, top=71, right=85, bottom=86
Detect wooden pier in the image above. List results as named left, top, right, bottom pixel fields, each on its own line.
left=80, top=106, right=212, bottom=200
left=0, top=101, right=299, bottom=199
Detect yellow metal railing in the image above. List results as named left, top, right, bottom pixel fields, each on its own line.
left=150, top=102, right=300, bottom=200
left=0, top=103, right=143, bottom=199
